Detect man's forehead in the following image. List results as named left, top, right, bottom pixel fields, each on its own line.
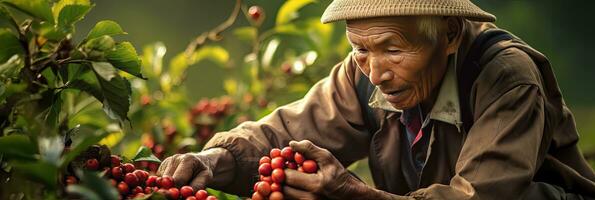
left=346, top=16, right=417, bottom=31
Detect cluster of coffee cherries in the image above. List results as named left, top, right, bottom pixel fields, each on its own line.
left=251, top=147, right=318, bottom=200
left=68, top=155, right=218, bottom=200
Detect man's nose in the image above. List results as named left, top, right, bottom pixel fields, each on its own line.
left=368, top=57, right=393, bottom=86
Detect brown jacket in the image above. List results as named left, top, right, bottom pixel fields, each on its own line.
left=205, top=20, right=595, bottom=199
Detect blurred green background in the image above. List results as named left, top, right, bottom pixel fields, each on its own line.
left=75, top=0, right=594, bottom=164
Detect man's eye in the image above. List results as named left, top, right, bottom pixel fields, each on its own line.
left=387, top=49, right=401, bottom=54
left=355, top=48, right=368, bottom=53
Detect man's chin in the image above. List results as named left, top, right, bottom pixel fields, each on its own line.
left=390, top=102, right=415, bottom=110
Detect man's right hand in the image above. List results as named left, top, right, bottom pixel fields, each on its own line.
left=157, top=148, right=235, bottom=191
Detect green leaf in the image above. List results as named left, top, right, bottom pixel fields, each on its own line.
left=12, top=160, right=58, bottom=189
left=91, top=62, right=131, bottom=123
left=0, top=28, right=25, bottom=63
left=0, top=134, right=37, bottom=161
left=43, top=91, right=63, bottom=129
left=86, top=20, right=126, bottom=40
left=131, top=146, right=161, bottom=163
left=57, top=4, right=91, bottom=27
left=276, top=0, right=315, bottom=25
left=52, top=0, right=90, bottom=20
left=0, top=55, right=24, bottom=80
left=66, top=170, right=119, bottom=200
left=2, top=0, right=54, bottom=22
left=106, top=42, right=144, bottom=79
left=232, top=26, right=257, bottom=43
left=0, top=6, right=13, bottom=24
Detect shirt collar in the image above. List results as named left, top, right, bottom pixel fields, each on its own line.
left=367, top=54, right=463, bottom=131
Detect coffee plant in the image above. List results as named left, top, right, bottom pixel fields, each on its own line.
left=0, top=0, right=353, bottom=199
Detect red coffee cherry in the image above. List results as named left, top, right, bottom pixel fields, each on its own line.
left=258, top=163, right=272, bottom=176
left=111, top=167, right=123, bottom=180
left=302, top=160, right=318, bottom=173
left=117, top=181, right=129, bottom=195
left=251, top=192, right=265, bottom=200
left=110, top=155, right=121, bottom=167
left=146, top=175, right=158, bottom=187
left=271, top=168, right=285, bottom=183
left=271, top=157, right=285, bottom=169
left=180, top=186, right=194, bottom=198
left=133, top=170, right=148, bottom=182
left=270, top=182, right=281, bottom=192
left=259, top=156, right=271, bottom=165
left=269, top=191, right=284, bottom=200
left=65, top=176, right=77, bottom=185
left=132, top=186, right=143, bottom=194
left=270, top=148, right=281, bottom=158
left=122, top=163, right=135, bottom=173
left=248, top=6, right=264, bottom=22
left=260, top=175, right=272, bottom=183
left=160, top=176, right=175, bottom=189
left=124, top=173, right=139, bottom=187
left=166, top=188, right=180, bottom=200
left=280, top=147, right=293, bottom=161
left=186, top=197, right=197, bottom=200
left=294, top=152, right=305, bottom=165
left=205, top=196, right=217, bottom=200
left=85, top=158, right=99, bottom=170
left=195, top=189, right=208, bottom=200
left=286, top=161, right=297, bottom=170
left=256, top=181, right=271, bottom=196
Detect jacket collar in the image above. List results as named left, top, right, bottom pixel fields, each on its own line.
left=367, top=54, right=463, bottom=131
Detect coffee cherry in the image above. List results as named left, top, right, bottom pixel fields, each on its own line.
left=270, top=148, right=281, bottom=158
left=258, top=163, right=272, bottom=176
left=144, top=186, right=155, bottom=194
left=271, top=157, right=285, bottom=169
left=294, top=152, right=305, bottom=165
left=110, top=155, right=121, bottom=167
left=302, top=160, right=318, bottom=173
left=180, top=186, right=194, bottom=198
left=269, top=191, right=284, bottom=200
left=195, top=189, right=208, bottom=200
left=253, top=181, right=260, bottom=193
left=286, top=161, right=297, bottom=170
left=124, top=173, right=139, bottom=187
left=167, top=188, right=180, bottom=200
left=122, top=163, right=135, bottom=173
left=109, top=179, right=117, bottom=187
left=271, top=168, right=285, bottom=183
left=270, top=182, right=281, bottom=192
left=157, top=188, right=168, bottom=195
left=132, top=186, right=143, bottom=194
left=160, top=176, right=175, bottom=189
left=251, top=192, right=264, bottom=200
left=111, top=167, right=123, bottom=180
left=133, top=170, right=148, bottom=182
left=146, top=175, right=158, bottom=187
left=205, top=196, right=217, bottom=200
left=117, top=181, right=129, bottom=195
left=65, top=176, right=77, bottom=185
left=248, top=6, right=263, bottom=22
left=298, top=166, right=304, bottom=173
left=280, top=147, right=293, bottom=161
left=256, top=181, right=271, bottom=196
left=259, top=156, right=271, bottom=165
left=85, top=158, right=99, bottom=170
left=186, top=197, right=197, bottom=200
left=260, top=175, right=272, bottom=183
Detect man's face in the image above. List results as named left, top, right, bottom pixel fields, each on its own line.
left=347, top=17, right=450, bottom=110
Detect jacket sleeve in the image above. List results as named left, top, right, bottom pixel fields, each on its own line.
left=203, top=54, right=371, bottom=196
left=410, top=48, right=553, bottom=200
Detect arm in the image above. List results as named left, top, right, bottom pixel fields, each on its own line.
left=203, top=54, right=371, bottom=195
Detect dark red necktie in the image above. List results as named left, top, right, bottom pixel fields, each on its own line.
left=405, top=111, right=423, bottom=147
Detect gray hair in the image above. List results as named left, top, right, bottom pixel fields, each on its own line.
left=416, top=16, right=443, bottom=44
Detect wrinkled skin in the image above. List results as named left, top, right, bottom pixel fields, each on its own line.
left=347, top=16, right=461, bottom=110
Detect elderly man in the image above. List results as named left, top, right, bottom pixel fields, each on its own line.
left=159, top=0, right=595, bottom=199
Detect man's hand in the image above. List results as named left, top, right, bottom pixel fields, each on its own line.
left=157, top=148, right=235, bottom=191
left=284, top=140, right=410, bottom=200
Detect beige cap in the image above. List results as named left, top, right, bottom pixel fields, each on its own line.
left=321, top=0, right=496, bottom=23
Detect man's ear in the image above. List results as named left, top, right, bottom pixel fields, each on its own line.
left=445, top=17, right=463, bottom=55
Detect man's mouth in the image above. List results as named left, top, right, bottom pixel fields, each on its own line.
left=382, top=88, right=407, bottom=103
